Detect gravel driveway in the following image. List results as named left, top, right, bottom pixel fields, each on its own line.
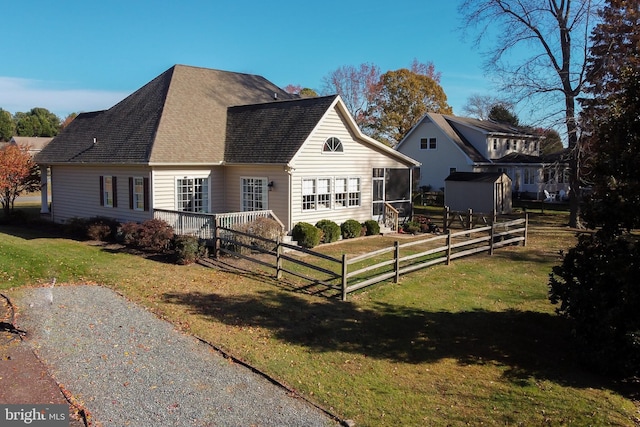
left=12, top=285, right=340, bottom=427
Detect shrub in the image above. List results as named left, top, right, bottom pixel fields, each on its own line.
left=173, top=234, right=205, bottom=265
left=117, top=222, right=141, bottom=246
left=315, top=219, right=341, bottom=243
left=137, top=218, right=174, bottom=252
left=86, top=217, right=119, bottom=241
left=248, top=217, right=283, bottom=250
left=341, top=219, right=364, bottom=239
left=403, top=221, right=420, bottom=234
left=292, top=222, right=322, bottom=248
left=116, top=219, right=174, bottom=252
left=363, top=219, right=380, bottom=236
left=87, top=222, right=112, bottom=241
left=232, top=217, right=283, bottom=254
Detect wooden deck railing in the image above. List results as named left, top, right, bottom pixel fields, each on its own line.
left=383, top=202, right=399, bottom=231
left=154, top=209, right=284, bottom=239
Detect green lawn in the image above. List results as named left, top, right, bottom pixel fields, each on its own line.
left=1, top=206, right=638, bottom=426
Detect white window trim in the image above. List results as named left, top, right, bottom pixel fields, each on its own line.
left=240, top=177, right=268, bottom=212
left=420, top=137, right=437, bottom=150
left=132, top=176, right=145, bottom=211
left=175, top=176, right=210, bottom=213
left=302, top=177, right=333, bottom=211
left=322, top=137, right=344, bottom=154
left=300, top=176, right=362, bottom=211
left=103, top=176, right=114, bottom=208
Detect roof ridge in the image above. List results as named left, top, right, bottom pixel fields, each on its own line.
left=228, top=94, right=337, bottom=110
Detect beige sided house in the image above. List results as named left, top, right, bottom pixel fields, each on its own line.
left=35, top=64, right=419, bottom=234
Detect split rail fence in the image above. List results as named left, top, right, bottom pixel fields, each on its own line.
left=212, top=214, right=528, bottom=301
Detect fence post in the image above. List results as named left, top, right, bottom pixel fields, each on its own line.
left=467, top=208, right=473, bottom=230
left=523, top=213, right=528, bottom=247
left=394, top=241, right=400, bottom=283
left=276, top=236, right=283, bottom=280
left=446, top=230, right=452, bottom=265
left=443, top=206, right=449, bottom=232
left=341, top=254, right=348, bottom=301
left=489, top=220, right=495, bottom=256
left=214, top=217, right=220, bottom=258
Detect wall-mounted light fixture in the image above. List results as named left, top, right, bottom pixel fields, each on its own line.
left=268, top=181, right=275, bottom=191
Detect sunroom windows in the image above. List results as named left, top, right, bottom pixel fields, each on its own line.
left=302, top=177, right=360, bottom=211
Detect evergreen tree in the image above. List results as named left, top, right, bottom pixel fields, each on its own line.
left=549, top=0, right=640, bottom=378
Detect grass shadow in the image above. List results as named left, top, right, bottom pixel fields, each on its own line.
left=161, top=289, right=632, bottom=397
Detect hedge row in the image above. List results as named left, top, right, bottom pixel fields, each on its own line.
left=292, top=219, right=380, bottom=248
left=66, top=216, right=205, bottom=265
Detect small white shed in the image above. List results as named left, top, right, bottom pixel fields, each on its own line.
left=445, top=172, right=512, bottom=214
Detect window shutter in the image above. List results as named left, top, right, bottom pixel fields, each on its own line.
left=99, top=176, right=104, bottom=206
left=112, top=177, right=118, bottom=208
left=143, top=177, right=150, bottom=211
left=129, top=177, right=134, bottom=209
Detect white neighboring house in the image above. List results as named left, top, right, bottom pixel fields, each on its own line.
left=395, top=112, right=570, bottom=200
left=34, top=64, right=420, bottom=233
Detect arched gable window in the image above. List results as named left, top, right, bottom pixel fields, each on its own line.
left=323, top=137, right=343, bottom=153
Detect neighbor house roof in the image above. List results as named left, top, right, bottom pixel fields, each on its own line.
left=35, top=65, right=297, bottom=165
left=445, top=171, right=510, bottom=183
left=445, top=116, right=537, bottom=137
left=397, top=112, right=553, bottom=166
left=417, top=113, right=488, bottom=162
left=10, top=136, right=53, bottom=152
left=493, top=152, right=545, bottom=164
left=225, top=95, right=338, bottom=164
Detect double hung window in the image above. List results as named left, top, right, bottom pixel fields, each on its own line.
left=100, top=176, right=117, bottom=208
left=303, top=177, right=360, bottom=210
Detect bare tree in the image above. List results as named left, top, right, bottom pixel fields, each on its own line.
left=462, top=94, right=512, bottom=120
left=459, top=0, right=602, bottom=228
left=321, top=63, right=381, bottom=131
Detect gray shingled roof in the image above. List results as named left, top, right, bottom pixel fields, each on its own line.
left=493, top=152, right=545, bottom=164
left=35, top=65, right=296, bottom=165
left=224, top=95, right=338, bottom=164
left=445, top=171, right=507, bottom=182
left=445, top=115, right=537, bottom=137
left=427, top=113, right=488, bottom=162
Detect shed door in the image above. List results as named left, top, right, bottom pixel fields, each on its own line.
left=495, top=182, right=504, bottom=214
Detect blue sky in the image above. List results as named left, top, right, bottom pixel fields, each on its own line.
left=2, top=0, right=494, bottom=120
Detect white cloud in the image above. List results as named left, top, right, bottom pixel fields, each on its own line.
left=0, top=76, right=129, bottom=118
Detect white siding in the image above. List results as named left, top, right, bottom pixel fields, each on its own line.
left=290, top=107, right=412, bottom=227
left=50, top=165, right=152, bottom=224
left=450, top=125, right=490, bottom=158
left=152, top=166, right=218, bottom=212
left=222, top=165, right=290, bottom=228
left=397, top=120, right=472, bottom=191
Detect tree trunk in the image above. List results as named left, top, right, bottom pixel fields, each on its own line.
left=564, top=90, right=581, bottom=229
